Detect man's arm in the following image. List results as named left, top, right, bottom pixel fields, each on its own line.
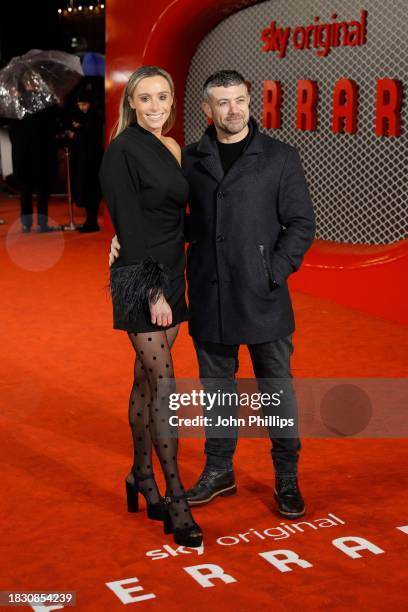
left=269, top=147, right=315, bottom=286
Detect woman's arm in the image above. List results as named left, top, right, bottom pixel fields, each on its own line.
left=99, top=143, right=169, bottom=320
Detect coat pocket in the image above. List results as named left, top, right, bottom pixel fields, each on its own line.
left=186, top=239, right=197, bottom=257
left=258, top=244, right=272, bottom=288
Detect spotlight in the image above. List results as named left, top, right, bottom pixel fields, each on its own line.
left=58, top=8, right=62, bottom=14
left=78, top=5, right=83, bottom=10
left=89, top=4, right=94, bottom=9
left=67, top=6, right=72, bottom=12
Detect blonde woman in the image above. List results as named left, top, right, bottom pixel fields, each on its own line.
left=99, top=66, right=202, bottom=547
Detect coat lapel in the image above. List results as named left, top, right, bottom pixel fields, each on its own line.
left=196, top=118, right=264, bottom=185
left=222, top=154, right=258, bottom=181
left=198, top=154, right=224, bottom=183
left=196, top=124, right=224, bottom=183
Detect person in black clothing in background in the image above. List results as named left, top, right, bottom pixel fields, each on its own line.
left=99, top=66, right=202, bottom=547
left=67, top=92, right=103, bottom=233
left=9, top=80, right=58, bottom=233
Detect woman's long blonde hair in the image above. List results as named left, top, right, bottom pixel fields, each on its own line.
left=112, top=66, right=176, bottom=139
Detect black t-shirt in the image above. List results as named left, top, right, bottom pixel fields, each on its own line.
left=217, top=130, right=251, bottom=174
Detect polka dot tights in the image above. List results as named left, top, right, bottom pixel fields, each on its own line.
left=127, top=326, right=199, bottom=533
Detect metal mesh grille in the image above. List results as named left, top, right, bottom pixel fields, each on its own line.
left=184, top=0, right=407, bottom=244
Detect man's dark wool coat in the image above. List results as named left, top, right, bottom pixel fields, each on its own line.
left=182, top=118, right=316, bottom=345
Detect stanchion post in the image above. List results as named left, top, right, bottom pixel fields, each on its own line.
left=61, top=146, right=79, bottom=231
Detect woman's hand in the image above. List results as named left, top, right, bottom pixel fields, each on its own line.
left=109, top=235, right=121, bottom=266
left=108, top=236, right=171, bottom=325
left=150, top=294, right=172, bottom=327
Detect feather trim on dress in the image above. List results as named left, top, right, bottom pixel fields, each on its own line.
left=110, top=257, right=169, bottom=320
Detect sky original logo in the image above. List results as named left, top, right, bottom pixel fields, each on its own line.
left=261, top=10, right=368, bottom=58
left=102, top=523, right=408, bottom=605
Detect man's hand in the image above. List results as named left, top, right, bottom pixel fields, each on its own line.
left=150, top=294, right=172, bottom=327
left=109, top=234, right=121, bottom=266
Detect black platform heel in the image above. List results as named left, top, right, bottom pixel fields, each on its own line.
left=163, top=494, right=203, bottom=547
left=125, top=472, right=165, bottom=521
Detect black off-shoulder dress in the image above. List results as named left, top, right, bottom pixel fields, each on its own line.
left=99, top=122, right=189, bottom=333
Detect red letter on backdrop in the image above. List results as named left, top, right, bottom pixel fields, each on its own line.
left=376, top=79, right=402, bottom=136
left=332, top=78, right=358, bottom=134
left=262, top=80, right=282, bottom=129
left=296, top=80, right=318, bottom=130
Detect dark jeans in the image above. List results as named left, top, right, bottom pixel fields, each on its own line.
left=193, top=335, right=301, bottom=477
left=20, top=179, right=49, bottom=229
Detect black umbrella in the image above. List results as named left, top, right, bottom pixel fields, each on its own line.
left=0, top=49, right=83, bottom=119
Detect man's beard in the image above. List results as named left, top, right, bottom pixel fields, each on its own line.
left=218, top=115, right=249, bottom=135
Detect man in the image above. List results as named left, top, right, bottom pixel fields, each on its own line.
left=9, top=99, right=58, bottom=233
left=110, top=70, right=315, bottom=518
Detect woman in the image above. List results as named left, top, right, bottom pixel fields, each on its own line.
left=99, top=66, right=202, bottom=547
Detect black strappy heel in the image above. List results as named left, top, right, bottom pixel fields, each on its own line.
left=125, top=472, right=165, bottom=521
left=163, top=494, right=203, bottom=547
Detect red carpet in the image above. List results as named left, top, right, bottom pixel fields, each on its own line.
left=0, top=197, right=407, bottom=610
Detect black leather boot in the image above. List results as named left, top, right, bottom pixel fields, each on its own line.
left=274, top=475, right=305, bottom=518
left=186, top=468, right=236, bottom=506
